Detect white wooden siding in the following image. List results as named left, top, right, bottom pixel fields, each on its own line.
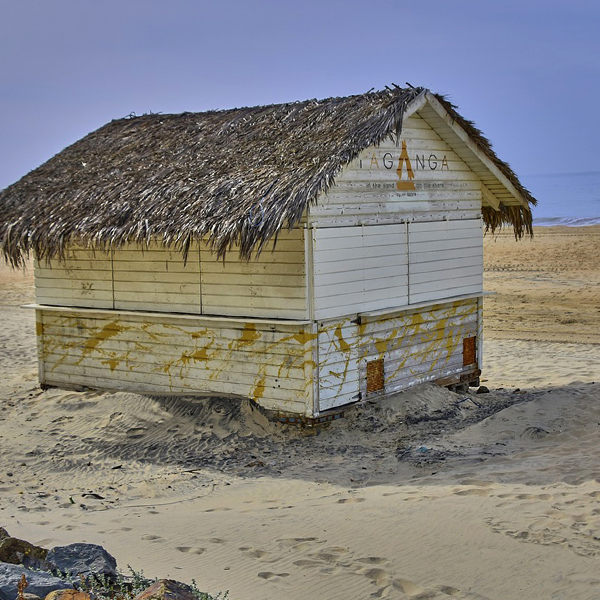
left=408, top=219, right=483, bottom=304
left=34, top=250, right=113, bottom=309
left=199, top=229, right=308, bottom=320
left=317, top=320, right=360, bottom=409
left=112, top=243, right=201, bottom=314
left=37, top=309, right=315, bottom=415
left=317, top=298, right=480, bottom=411
left=310, top=113, right=483, bottom=227
left=312, top=224, right=408, bottom=320
left=34, top=230, right=308, bottom=320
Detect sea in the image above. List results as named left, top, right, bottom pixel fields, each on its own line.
left=523, top=171, right=600, bottom=226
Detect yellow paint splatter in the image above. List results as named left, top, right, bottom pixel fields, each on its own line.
left=291, top=330, right=318, bottom=345
left=102, top=358, right=120, bottom=372
left=83, top=322, right=126, bottom=356
left=191, top=328, right=210, bottom=340
left=411, top=312, right=425, bottom=328
left=252, top=376, right=266, bottom=401
left=191, top=348, right=209, bottom=362
left=334, top=325, right=350, bottom=351
left=228, top=323, right=260, bottom=350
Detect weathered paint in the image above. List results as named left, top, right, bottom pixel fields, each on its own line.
left=38, top=309, right=316, bottom=416
left=317, top=298, right=480, bottom=411
left=36, top=295, right=481, bottom=417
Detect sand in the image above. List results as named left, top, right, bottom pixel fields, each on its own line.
left=1, top=226, right=599, bottom=600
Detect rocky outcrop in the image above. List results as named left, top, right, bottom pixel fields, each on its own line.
left=0, top=564, right=71, bottom=600
left=0, top=529, right=215, bottom=600
left=46, top=544, right=117, bottom=581
left=133, top=580, right=196, bottom=600
left=44, top=590, right=92, bottom=600
left=0, top=537, right=48, bottom=571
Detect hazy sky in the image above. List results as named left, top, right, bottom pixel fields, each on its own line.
left=1, top=0, right=599, bottom=191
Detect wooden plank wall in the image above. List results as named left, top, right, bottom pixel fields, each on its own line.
left=310, top=112, right=482, bottom=227
left=37, top=309, right=315, bottom=415
left=112, top=243, right=201, bottom=313
left=310, top=219, right=483, bottom=321
left=200, top=229, right=307, bottom=320
left=34, top=230, right=308, bottom=320
left=317, top=298, right=479, bottom=411
left=408, top=219, right=483, bottom=304
left=34, top=249, right=114, bottom=309
left=312, top=224, right=408, bottom=320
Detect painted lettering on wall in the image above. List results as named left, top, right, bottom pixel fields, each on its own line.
left=359, top=140, right=450, bottom=183
left=396, top=140, right=415, bottom=190
left=414, top=154, right=449, bottom=171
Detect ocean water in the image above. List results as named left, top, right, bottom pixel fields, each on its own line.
left=522, top=171, right=600, bottom=226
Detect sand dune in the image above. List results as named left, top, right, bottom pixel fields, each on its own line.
left=1, top=227, right=600, bottom=600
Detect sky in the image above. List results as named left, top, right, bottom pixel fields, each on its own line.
left=1, top=0, right=599, bottom=192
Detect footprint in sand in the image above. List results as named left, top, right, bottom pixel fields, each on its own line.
left=142, top=534, right=163, bottom=542
left=357, top=556, right=388, bottom=565
left=293, top=559, right=323, bottom=568
left=434, top=585, right=462, bottom=596
left=337, top=497, right=366, bottom=504
left=257, top=572, right=289, bottom=580
left=176, top=546, right=205, bottom=555
left=389, top=578, right=430, bottom=597
left=454, top=488, right=490, bottom=497
left=276, top=537, right=322, bottom=551
left=208, top=537, right=227, bottom=544
left=357, top=567, right=390, bottom=586
left=239, top=547, right=269, bottom=559
left=308, top=546, right=351, bottom=564
left=126, top=427, right=147, bottom=439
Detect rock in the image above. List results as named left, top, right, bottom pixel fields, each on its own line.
left=0, top=530, right=9, bottom=542
left=476, top=385, right=490, bottom=394
left=133, top=580, right=195, bottom=600
left=0, top=537, right=48, bottom=569
left=46, top=544, right=117, bottom=582
left=22, top=594, right=42, bottom=600
left=0, top=564, right=71, bottom=600
left=45, top=590, right=92, bottom=600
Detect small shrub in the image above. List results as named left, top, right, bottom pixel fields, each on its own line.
left=49, top=565, right=228, bottom=600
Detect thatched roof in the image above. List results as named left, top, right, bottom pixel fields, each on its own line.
left=0, top=86, right=535, bottom=267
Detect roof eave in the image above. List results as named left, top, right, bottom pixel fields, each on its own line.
left=421, top=91, right=531, bottom=209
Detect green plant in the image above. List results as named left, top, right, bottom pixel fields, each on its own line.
left=36, top=563, right=228, bottom=600
left=190, top=579, right=229, bottom=600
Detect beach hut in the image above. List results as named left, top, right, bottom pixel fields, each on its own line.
left=0, top=87, right=535, bottom=420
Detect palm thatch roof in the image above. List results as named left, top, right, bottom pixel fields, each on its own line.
left=0, top=86, right=535, bottom=267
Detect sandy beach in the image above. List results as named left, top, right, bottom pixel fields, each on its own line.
left=1, top=226, right=599, bottom=600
